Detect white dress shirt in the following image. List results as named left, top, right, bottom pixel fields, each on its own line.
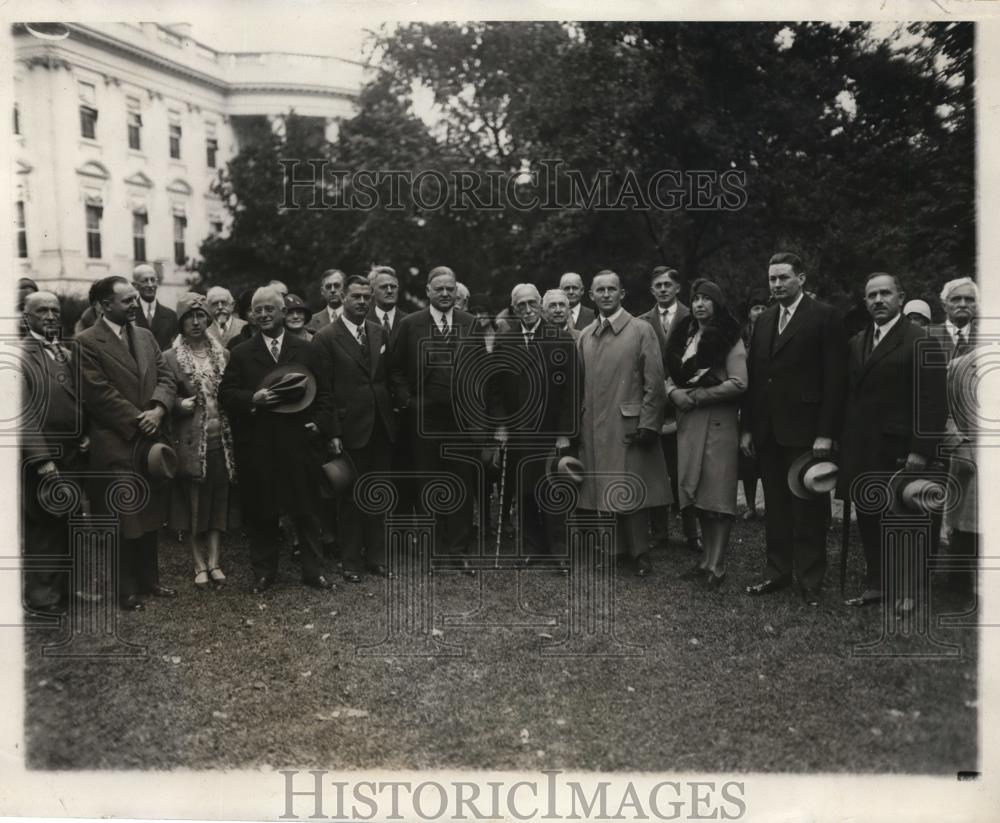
left=430, top=306, right=455, bottom=332
left=871, top=312, right=901, bottom=350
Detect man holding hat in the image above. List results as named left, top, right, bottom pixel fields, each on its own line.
left=488, top=283, right=579, bottom=566
left=77, top=276, right=177, bottom=611
left=741, top=252, right=848, bottom=605
left=220, top=286, right=332, bottom=593
left=837, top=273, right=947, bottom=607
left=310, top=275, right=398, bottom=581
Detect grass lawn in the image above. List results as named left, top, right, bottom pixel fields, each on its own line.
left=23, top=513, right=977, bottom=773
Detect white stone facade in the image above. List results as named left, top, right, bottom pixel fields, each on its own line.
left=13, top=22, right=361, bottom=306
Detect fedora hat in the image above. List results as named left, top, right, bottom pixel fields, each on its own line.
left=320, top=451, right=357, bottom=498
left=132, top=437, right=178, bottom=484
left=257, top=363, right=317, bottom=414
left=787, top=452, right=839, bottom=500
left=546, top=453, right=585, bottom=486
left=887, top=468, right=947, bottom=515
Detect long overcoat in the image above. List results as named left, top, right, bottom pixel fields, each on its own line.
left=576, top=311, right=670, bottom=512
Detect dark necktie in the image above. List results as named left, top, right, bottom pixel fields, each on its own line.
left=596, top=317, right=610, bottom=336
left=381, top=312, right=391, bottom=337
left=954, top=328, right=970, bottom=359
left=357, top=324, right=368, bottom=349
left=270, top=337, right=280, bottom=362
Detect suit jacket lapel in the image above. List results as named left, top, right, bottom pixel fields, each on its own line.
left=98, top=320, right=140, bottom=374
left=860, top=318, right=904, bottom=378
left=771, top=298, right=810, bottom=356
left=757, top=305, right=778, bottom=359
left=333, top=319, right=370, bottom=372
left=666, top=302, right=689, bottom=346
left=128, top=324, right=150, bottom=383
left=255, top=332, right=280, bottom=369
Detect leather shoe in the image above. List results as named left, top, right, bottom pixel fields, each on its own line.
left=30, top=602, right=67, bottom=616
left=745, top=577, right=789, bottom=596
left=118, top=595, right=144, bottom=611
left=845, top=589, right=883, bottom=607
left=304, top=575, right=333, bottom=590
left=801, top=588, right=820, bottom=607
left=251, top=577, right=272, bottom=594
left=342, top=570, right=362, bottom=583
left=679, top=564, right=705, bottom=581
left=635, top=553, right=653, bottom=577
left=367, top=564, right=393, bottom=579
left=704, top=572, right=726, bottom=590
left=686, top=536, right=703, bottom=553
left=150, top=584, right=177, bottom=598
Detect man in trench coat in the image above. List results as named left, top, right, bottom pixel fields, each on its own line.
left=577, top=270, right=671, bottom=576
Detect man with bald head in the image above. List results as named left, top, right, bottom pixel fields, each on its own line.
left=560, top=272, right=596, bottom=331
left=131, top=264, right=178, bottom=350
left=206, top=286, right=247, bottom=347
left=388, top=266, right=480, bottom=568
left=20, top=292, right=88, bottom=613
left=489, top=284, right=579, bottom=565
left=220, top=287, right=333, bottom=593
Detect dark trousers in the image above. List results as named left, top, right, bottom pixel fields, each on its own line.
left=650, top=431, right=698, bottom=544
left=249, top=514, right=322, bottom=582
left=758, top=439, right=829, bottom=590
left=339, top=421, right=392, bottom=573
left=23, top=509, right=69, bottom=609
left=411, top=405, right=473, bottom=555
left=118, top=530, right=160, bottom=601
left=619, top=510, right=653, bottom=558
left=519, top=493, right=567, bottom=557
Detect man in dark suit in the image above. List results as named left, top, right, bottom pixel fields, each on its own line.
left=220, top=286, right=332, bottom=593
left=77, top=276, right=177, bottom=611
left=488, top=284, right=579, bottom=565
left=311, top=276, right=398, bottom=581
left=838, top=273, right=947, bottom=607
left=306, top=269, right=346, bottom=334
left=560, top=272, right=596, bottom=331
left=367, top=266, right=408, bottom=345
left=741, top=252, right=848, bottom=605
left=640, top=265, right=700, bottom=553
left=20, top=292, right=87, bottom=613
left=366, top=265, right=412, bottom=518
left=388, top=266, right=479, bottom=568
left=928, top=277, right=978, bottom=362
left=131, top=264, right=178, bottom=351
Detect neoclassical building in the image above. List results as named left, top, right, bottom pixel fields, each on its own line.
left=13, top=22, right=361, bottom=304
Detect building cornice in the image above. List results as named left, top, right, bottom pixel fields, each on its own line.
left=63, top=23, right=230, bottom=93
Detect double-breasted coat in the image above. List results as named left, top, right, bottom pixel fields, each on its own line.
left=576, top=311, right=670, bottom=512
left=76, top=319, right=176, bottom=537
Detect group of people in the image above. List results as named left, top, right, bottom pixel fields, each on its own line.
left=18, top=254, right=980, bottom=614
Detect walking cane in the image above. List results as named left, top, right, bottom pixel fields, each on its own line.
left=495, top=444, right=508, bottom=569
left=840, top=498, right=852, bottom=595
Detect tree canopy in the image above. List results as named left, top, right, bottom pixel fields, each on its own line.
left=200, top=21, right=974, bottom=321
